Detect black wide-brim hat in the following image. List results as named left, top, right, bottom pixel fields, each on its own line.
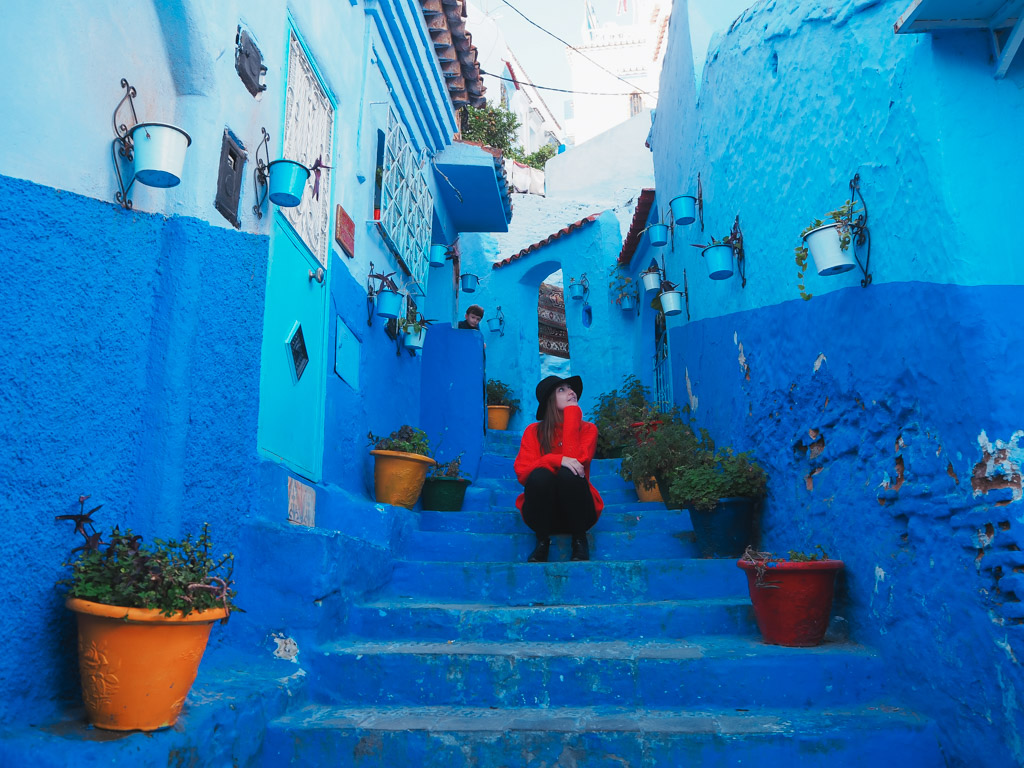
left=535, top=375, right=583, bottom=420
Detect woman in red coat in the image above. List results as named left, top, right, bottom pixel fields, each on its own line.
left=513, top=375, right=603, bottom=562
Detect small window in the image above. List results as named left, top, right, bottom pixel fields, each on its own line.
left=629, top=92, right=643, bottom=117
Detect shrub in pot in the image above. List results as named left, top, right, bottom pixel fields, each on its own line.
left=619, top=412, right=703, bottom=506
left=368, top=425, right=436, bottom=509
left=589, top=375, right=655, bottom=459
left=738, top=546, right=844, bottom=647
left=666, top=447, right=767, bottom=558
left=486, top=379, right=520, bottom=430
left=56, top=496, right=237, bottom=731
left=422, top=453, right=472, bottom=511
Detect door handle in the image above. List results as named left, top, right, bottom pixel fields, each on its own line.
left=308, top=267, right=325, bottom=284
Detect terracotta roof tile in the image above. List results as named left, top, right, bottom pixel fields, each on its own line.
left=617, top=188, right=656, bottom=267
left=493, top=213, right=602, bottom=269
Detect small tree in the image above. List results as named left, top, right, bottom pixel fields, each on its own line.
left=522, top=144, right=557, bottom=170
left=462, top=103, right=521, bottom=155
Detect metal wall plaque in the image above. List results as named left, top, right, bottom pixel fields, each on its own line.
left=288, top=323, right=309, bottom=382
left=335, top=204, right=355, bottom=257
left=215, top=130, right=246, bottom=228
left=287, top=476, right=316, bottom=526
left=282, top=32, right=334, bottom=266
left=235, top=27, right=267, bottom=97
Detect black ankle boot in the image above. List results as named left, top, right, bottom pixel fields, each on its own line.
left=571, top=534, right=590, bottom=561
left=528, top=536, right=550, bottom=563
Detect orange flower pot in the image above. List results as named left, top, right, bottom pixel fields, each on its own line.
left=370, top=449, right=436, bottom=509
left=487, top=405, right=511, bottom=430
left=635, top=477, right=663, bottom=503
left=66, top=597, right=227, bottom=731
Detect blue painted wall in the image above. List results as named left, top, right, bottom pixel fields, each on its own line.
left=652, top=1, right=1024, bottom=764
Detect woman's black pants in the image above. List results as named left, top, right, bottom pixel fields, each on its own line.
left=521, top=467, right=597, bottom=538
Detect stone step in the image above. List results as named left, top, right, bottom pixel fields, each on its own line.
left=306, top=637, right=889, bottom=710
left=476, top=453, right=624, bottom=480
left=262, top=703, right=943, bottom=768
left=481, top=485, right=636, bottom=510
left=417, top=505, right=683, bottom=534
left=380, top=558, right=753, bottom=604
left=474, top=472, right=634, bottom=494
left=402, top=530, right=698, bottom=562
left=345, top=597, right=756, bottom=642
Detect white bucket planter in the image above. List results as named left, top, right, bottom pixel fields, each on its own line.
left=669, top=195, right=697, bottom=226
left=375, top=289, right=403, bottom=319
left=640, top=270, right=662, bottom=293
left=429, top=245, right=448, bottom=268
left=647, top=224, right=669, bottom=247
left=267, top=160, right=310, bottom=207
left=460, top=273, right=479, bottom=293
left=702, top=244, right=734, bottom=280
left=804, top=223, right=856, bottom=276
left=568, top=283, right=586, bottom=301
left=620, top=295, right=636, bottom=311
left=659, top=290, right=683, bottom=317
left=404, top=328, right=426, bottom=351
left=130, top=123, right=191, bottom=188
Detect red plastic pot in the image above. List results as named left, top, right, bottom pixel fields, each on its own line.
left=737, top=558, right=844, bottom=647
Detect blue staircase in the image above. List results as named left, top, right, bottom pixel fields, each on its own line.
left=260, top=430, right=944, bottom=766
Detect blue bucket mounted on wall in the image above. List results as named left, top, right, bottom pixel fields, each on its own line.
left=647, top=223, right=669, bottom=247
left=461, top=273, right=479, bottom=293
left=429, top=244, right=449, bottom=268
left=267, top=160, right=310, bottom=207
left=568, top=282, right=586, bottom=301
left=659, top=290, right=683, bottom=316
left=669, top=195, right=697, bottom=226
left=703, top=244, right=734, bottom=280
left=375, top=289, right=403, bottom=319
left=130, top=123, right=192, bottom=188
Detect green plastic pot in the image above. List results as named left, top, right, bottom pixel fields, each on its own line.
left=421, top=476, right=471, bottom=511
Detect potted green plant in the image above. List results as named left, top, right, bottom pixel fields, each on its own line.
left=590, top=375, right=653, bottom=459
left=738, top=545, right=845, bottom=647
left=665, top=446, right=767, bottom=558
left=368, top=425, right=436, bottom=509
left=620, top=412, right=703, bottom=506
left=400, top=314, right=434, bottom=353
left=55, top=496, right=237, bottom=732
left=421, top=453, right=472, bottom=511
left=691, top=235, right=736, bottom=280
left=486, top=379, right=520, bottom=430
left=655, top=279, right=683, bottom=316
left=567, top=276, right=587, bottom=301
left=610, top=273, right=637, bottom=311
left=795, top=200, right=858, bottom=299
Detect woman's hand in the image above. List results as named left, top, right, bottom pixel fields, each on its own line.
left=561, top=456, right=585, bottom=477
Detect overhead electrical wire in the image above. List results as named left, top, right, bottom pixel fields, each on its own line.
left=480, top=68, right=656, bottom=97
left=497, top=0, right=656, bottom=98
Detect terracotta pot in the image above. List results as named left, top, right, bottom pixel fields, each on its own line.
left=737, top=558, right=844, bottom=647
left=487, top=405, right=511, bottom=430
left=370, top=449, right=435, bottom=509
left=66, top=597, right=227, bottom=731
left=635, top=477, right=663, bottom=503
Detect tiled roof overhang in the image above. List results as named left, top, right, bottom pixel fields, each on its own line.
left=421, top=0, right=487, bottom=108
left=493, top=213, right=602, bottom=269
left=617, top=188, right=656, bottom=266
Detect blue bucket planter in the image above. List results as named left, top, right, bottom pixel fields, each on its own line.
left=429, top=244, right=449, bottom=268
left=688, top=497, right=758, bottom=558
left=647, top=223, right=669, bottom=247
left=404, top=327, right=426, bottom=351
left=130, top=123, right=192, bottom=188
left=267, top=160, right=310, bottom=207
left=703, top=244, right=734, bottom=280
left=669, top=195, right=697, bottom=226
left=460, top=273, right=479, bottom=293
left=640, top=269, right=662, bottom=293
left=568, top=283, right=586, bottom=301
left=658, top=290, right=683, bottom=317
left=375, top=289, right=403, bottom=319
left=620, top=295, right=636, bottom=311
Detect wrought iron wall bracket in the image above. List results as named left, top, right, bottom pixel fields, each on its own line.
left=111, top=78, right=139, bottom=210
left=731, top=215, right=747, bottom=288
left=697, top=172, right=705, bottom=233
left=252, top=127, right=271, bottom=218
left=683, top=269, right=690, bottom=321
left=848, top=172, right=872, bottom=287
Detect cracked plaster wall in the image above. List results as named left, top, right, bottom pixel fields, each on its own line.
left=652, top=1, right=1024, bottom=765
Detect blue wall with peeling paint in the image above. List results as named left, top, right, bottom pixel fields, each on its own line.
left=652, top=1, right=1024, bottom=765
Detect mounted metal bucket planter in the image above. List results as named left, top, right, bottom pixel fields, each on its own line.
left=669, top=195, right=697, bottom=226
left=647, top=223, right=669, bottom=247
left=568, top=283, right=586, bottom=301
left=375, top=289, right=403, bottom=319
left=403, top=327, right=426, bottom=352
left=486, top=317, right=501, bottom=332
left=429, top=244, right=449, bottom=268
left=659, top=290, right=683, bottom=317
left=620, top=295, right=636, bottom=311
left=460, top=273, right=479, bottom=293
left=804, top=222, right=856, bottom=276
left=267, top=160, right=310, bottom=207
left=702, top=243, right=734, bottom=280
left=640, top=269, right=662, bottom=293
left=130, top=123, right=191, bottom=188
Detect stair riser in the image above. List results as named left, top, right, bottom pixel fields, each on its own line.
left=418, top=507, right=687, bottom=534
left=261, top=721, right=944, bottom=768
left=307, top=653, right=888, bottom=709
left=475, top=470, right=632, bottom=490
left=403, top=531, right=699, bottom=562
left=477, top=455, right=624, bottom=480
left=381, top=560, right=750, bottom=603
left=346, top=602, right=757, bottom=642
left=481, top=487, right=636, bottom=509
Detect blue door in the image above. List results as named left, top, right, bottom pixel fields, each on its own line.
left=257, top=215, right=327, bottom=481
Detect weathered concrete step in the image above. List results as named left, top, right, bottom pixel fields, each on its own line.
left=474, top=471, right=634, bottom=494
left=477, top=453, right=624, bottom=480
left=462, top=484, right=640, bottom=512
left=307, top=637, right=888, bottom=709
left=403, top=529, right=698, bottom=562
left=346, top=597, right=756, bottom=642
left=417, top=505, right=683, bottom=534
left=380, top=558, right=747, bottom=604
left=262, top=704, right=943, bottom=768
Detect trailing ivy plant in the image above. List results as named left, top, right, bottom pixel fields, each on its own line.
left=794, top=200, right=857, bottom=301
left=486, top=379, right=521, bottom=415
left=368, top=425, right=432, bottom=456
left=56, top=496, right=237, bottom=618
left=666, top=447, right=767, bottom=512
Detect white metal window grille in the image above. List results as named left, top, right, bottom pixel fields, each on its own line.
left=282, top=32, right=334, bottom=266
left=654, top=334, right=672, bottom=413
left=380, top=108, right=432, bottom=294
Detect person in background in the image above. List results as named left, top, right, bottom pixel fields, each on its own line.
left=513, top=375, right=603, bottom=562
left=458, top=304, right=484, bottom=330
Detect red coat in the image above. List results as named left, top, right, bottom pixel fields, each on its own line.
left=513, top=405, right=604, bottom=517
